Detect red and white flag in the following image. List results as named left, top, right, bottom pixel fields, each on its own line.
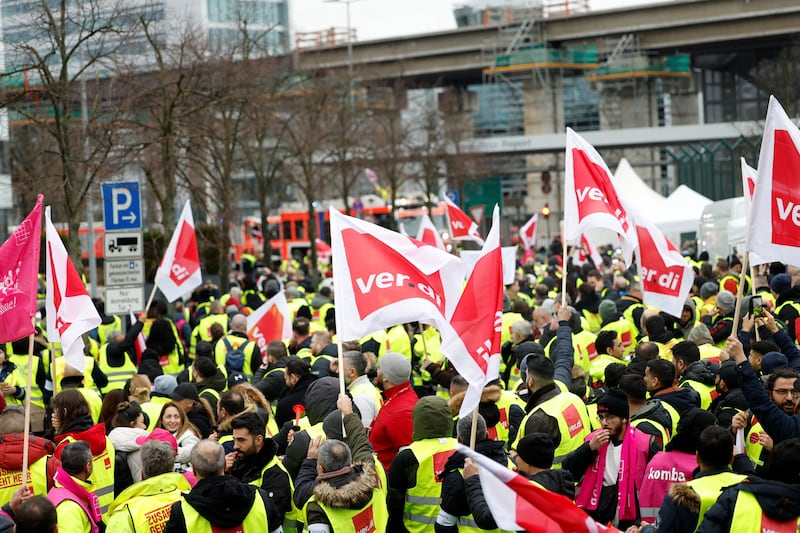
left=631, top=210, right=693, bottom=318
left=519, top=213, right=538, bottom=250
left=330, top=207, right=465, bottom=341
left=364, top=168, right=378, bottom=183
left=155, top=200, right=202, bottom=302
left=749, top=96, right=800, bottom=266
left=741, top=158, right=767, bottom=266
left=460, top=246, right=517, bottom=286
left=246, top=289, right=292, bottom=356
left=564, top=128, right=635, bottom=265
left=444, top=196, right=484, bottom=245
left=416, top=214, right=447, bottom=251
left=129, top=310, right=147, bottom=366
left=0, top=195, right=43, bottom=343
left=458, top=444, right=620, bottom=533
left=45, top=207, right=101, bottom=371
left=316, top=239, right=333, bottom=262
left=572, top=233, right=603, bottom=268
left=440, top=206, right=503, bottom=419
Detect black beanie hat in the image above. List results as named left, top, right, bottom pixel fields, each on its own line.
left=517, top=432, right=555, bottom=469
left=597, top=388, right=629, bottom=419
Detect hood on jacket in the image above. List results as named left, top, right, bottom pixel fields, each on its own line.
left=679, top=298, right=697, bottom=331
left=656, top=387, right=700, bottom=416
left=304, top=377, right=340, bottom=425
left=776, top=286, right=800, bottom=307
left=682, top=360, right=718, bottom=387
left=0, top=434, right=54, bottom=469
left=530, top=468, right=575, bottom=499
left=412, top=396, right=453, bottom=441
left=313, top=463, right=378, bottom=510
left=55, top=422, right=108, bottom=457
left=108, top=427, right=149, bottom=453
left=185, top=475, right=265, bottom=528
left=198, top=369, right=227, bottom=393
left=448, top=385, right=502, bottom=416
left=741, top=477, right=800, bottom=521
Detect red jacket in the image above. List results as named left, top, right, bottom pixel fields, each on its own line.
left=369, top=381, right=417, bottom=472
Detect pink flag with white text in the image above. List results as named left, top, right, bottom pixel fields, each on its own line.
left=0, top=195, right=42, bottom=343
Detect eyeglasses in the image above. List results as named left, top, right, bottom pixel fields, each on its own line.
left=772, top=388, right=800, bottom=398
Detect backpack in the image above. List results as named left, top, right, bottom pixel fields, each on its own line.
left=222, top=337, right=248, bottom=372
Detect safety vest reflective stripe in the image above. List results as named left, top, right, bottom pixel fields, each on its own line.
left=181, top=490, right=269, bottom=532
left=640, top=506, right=661, bottom=521
left=403, top=437, right=458, bottom=533
left=729, top=490, right=800, bottom=531
left=7, top=355, right=44, bottom=407
left=685, top=471, right=746, bottom=530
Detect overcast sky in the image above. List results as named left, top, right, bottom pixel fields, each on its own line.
left=290, top=0, right=661, bottom=42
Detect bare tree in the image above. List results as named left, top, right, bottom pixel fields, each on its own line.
left=1, top=0, right=139, bottom=263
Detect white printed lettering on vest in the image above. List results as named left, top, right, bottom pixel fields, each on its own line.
left=576, top=187, right=609, bottom=204
left=646, top=467, right=686, bottom=482
left=776, top=197, right=800, bottom=225
left=568, top=420, right=583, bottom=433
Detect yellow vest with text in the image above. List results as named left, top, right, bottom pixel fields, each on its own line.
left=494, top=389, right=525, bottom=445
left=403, top=437, right=458, bottom=533
left=0, top=453, right=49, bottom=503
left=685, top=471, right=746, bottom=531
left=729, top=489, right=800, bottom=532
left=181, top=489, right=269, bottom=532
left=305, top=487, right=389, bottom=533
left=97, top=344, right=138, bottom=394
left=105, top=471, right=192, bottom=532
left=512, top=391, right=591, bottom=468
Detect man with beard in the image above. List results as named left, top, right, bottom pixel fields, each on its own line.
left=228, top=412, right=293, bottom=524
left=731, top=366, right=799, bottom=471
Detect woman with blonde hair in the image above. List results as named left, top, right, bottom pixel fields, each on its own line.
left=127, top=374, right=151, bottom=404
left=231, top=382, right=279, bottom=436
left=157, top=401, right=200, bottom=470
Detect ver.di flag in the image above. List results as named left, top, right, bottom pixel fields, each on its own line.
left=564, top=128, right=635, bottom=265
left=416, top=214, right=447, bottom=251
left=0, top=195, right=43, bottom=343
left=519, top=213, right=538, bottom=250
left=330, top=207, right=465, bottom=341
left=155, top=200, right=202, bottom=302
left=630, top=209, right=693, bottom=318
left=741, top=158, right=767, bottom=266
left=444, top=196, right=484, bottom=245
left=572, top=233, right=603, bottom=268
left=749, top=96, right=800, bottom=266
left=45, top=207, right=101, bottom=371
left=439, top=205, right=503, bottom=419
left=457, top=444, right=620, bottom=533
left=246, top=289, right=292, bottom=356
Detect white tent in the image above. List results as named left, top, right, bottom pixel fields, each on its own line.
left=652, top=184, right=713, bottom=239
left=613, top=158, right=667, bottom=209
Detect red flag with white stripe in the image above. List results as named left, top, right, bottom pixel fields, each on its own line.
left=330, top=208, right=465, bottom=341
left=0, top=195, right=42, bottom=343
left=440, top=206, right=503, bottom=418
left=416, top=214, right=447, bottom=251
left=458, top=444, right=620, bottom=533
left=519, top=213, right=538, bottom=251
left=155, top=200, right=202, bottom=302
left=445, top=196, right=484, bottom=245
left=564, top=128, right=635, bottom=265
left=748, top=96, right=800, bottom=266
left=246, top=289, right=292, bottom=355
left=45, top=207, right=101, bottom=371
left=572, top=234, right=603, bottom=268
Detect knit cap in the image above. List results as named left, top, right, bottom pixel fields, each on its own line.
left=378, top=351, right=411, bottom=385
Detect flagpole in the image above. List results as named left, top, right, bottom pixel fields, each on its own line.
left=469, top=405, right=479, bottom=450
left=20, top=331, right=35, bottom=490
left=336, top=341, right=347, bottom=438
left=143, top=282, right=159, bottom=317
left=749, top=260, right=760, bottom=341
left=731, top=252, right=750, bottom=338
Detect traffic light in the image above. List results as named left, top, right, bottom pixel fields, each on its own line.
left=541, top=203, right=551, bottom=218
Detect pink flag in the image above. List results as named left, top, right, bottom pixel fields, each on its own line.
left=458, top=444, right=620, bottom=533
left=129, top=310, right=147, bottom=366
left=572, top=234, right=603, bottom=268
left=564, top=128, right=635, bottom=264
left=416, top=214, right=446, bottom=251
left=45, top=207, right=101, bottom=371
left=330, top=207, right=465, bottom=341
left=0, top=195, right=43, bottom=343
left=445, top=196, right=484, bottom=245
left=519, top=213, right=538, bottom=251
left=155, top=200, right=202, bottom=302
left=246, top=290, right=292, bottom=356
left=631, top=210, right=694, bottom=318
left=748, top=96, right=800, bottom=266
left=439, top=206, right=503, bottom=418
